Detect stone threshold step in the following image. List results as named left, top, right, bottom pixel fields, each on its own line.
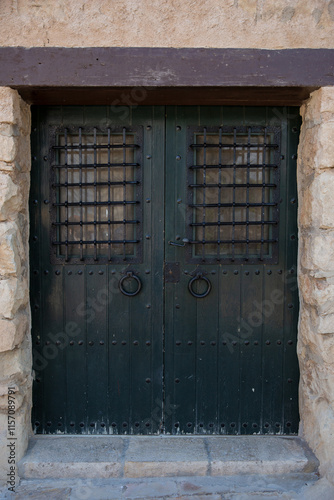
left=18, top=435, right=319, bottom=480
left=8, top=473, right=327, bottom=500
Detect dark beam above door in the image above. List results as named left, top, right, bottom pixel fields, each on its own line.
left=17, top=86, right=314, bottom=106
left=0, top=47, right=332, bottom=104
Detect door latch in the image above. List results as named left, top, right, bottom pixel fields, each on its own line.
left=168, top=238, right=189, bottom=247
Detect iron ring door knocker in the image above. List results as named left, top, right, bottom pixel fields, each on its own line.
left=119, top=271, right=142, bottom=297
left=188, top=272, right=212, bottom=298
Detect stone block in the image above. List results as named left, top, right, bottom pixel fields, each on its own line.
left=209, top=436, right=312, bottom=476
left=318, top=87, right=334, bottom=115
left=0, top=161, right=15, bottom=172
left=297, top=125, right=318, bottom=174
left=0, top=88, right=21, bottom=125
left=0, top=221, right=24, bottom=276
left=19, top=436, right=124, bottom=479
left=0, top=124, right=19, bottom=138
left=315, top=171, right=334, bottom=228
left=300, top=231, right=334, bottom=273
left=317, top=121, right=334, bottom=169
left=124, top=436, right=208, bottom=477
left=0, top=392, right=23, bottom=412
left=16, top=135, right=31, bottom=172
left=0, top=88, right=30, bottom=136
left=303, top=88, right=334, bottom=127
left=0, top=173, right=21, bottom=221
left=0, top=135, right=17, bottom=163
left=303, top=90, right=322, bottom=126
left=0, top=313, right=29, bottom=352
left=299, top=171, right=334, bottom=229
left=0, top=278, right=29, bottom=320
left=18, top=98, right=31, bottom=137
left=299, top=273, right=334, bottom=316
left=0, top=337, right=32, bottom=380
left=317, top=314, right=334, bottom=335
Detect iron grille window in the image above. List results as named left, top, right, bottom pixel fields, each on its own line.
left=50, top=126, right=142, bottom=263
left=186, top=126, right=281, bottom=263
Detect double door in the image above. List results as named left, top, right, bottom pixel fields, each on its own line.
left=30, top=105, right=299, bottom=435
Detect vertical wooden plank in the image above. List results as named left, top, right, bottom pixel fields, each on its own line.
left=239, top=268, right=263, bottom=435
left=195, top=269, right=219, bottom=433
left=64, top=268, right=87, bottom=433
left=32, top=106, right=70, bottom=435
left=165, top=105, right=198, bottom=433
left=164, top=104, right=177, bottom=433
left=261, top=266, right=285, bottom=434
left=127, top=105, right=164, bottom=434
left=149, top=105, right=165, bottom=434
left=85, top=264, right=108, bottom=434
left=39, top=268, right=66, bottom=435
left=193, top=106, right=222, bottom=433
left=283, top=108, right=300, bottom=435
left=218, top=268, right=241, bottom=434
left=30, top=106, right=44, bottom=433
left=107, top=264, right=131, bottom=434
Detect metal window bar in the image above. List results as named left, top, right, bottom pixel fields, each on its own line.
left=93, top=128, right=98, bottom=261
left=246, top=126, right=251, bottom=261
left=187, top=126, right=281, bottom=263
left=53, top=163, right=139, bottom=169
left=123, top=127, right=127, bottom=261
left=190, top=221, right=277, bottom=227
left=217, top=126, right=222, bottom=261
left=79, top=127, right=83, bottom=261
left=189, top=163, right=277, bottom=169
left=53, top=239, right=139, bottom=246
left=65, top=128, right=69, bottom=262
left=53, top=220, right=139, bottom=226
left=52, top=144, right=139, bottom=150
left=260, top=128, right=268, bottom=261
left=190, top=238, right=277, bottom=245
left=190, top=142, right=278, bottom=149
left=53, top=181, right=139, bottom=188
left=108, top=128, right=111, bottom=261
left=189, top=183, right=276, bottom=188
left=190, top=202, right=277, bottom=208
left=202, top=127, right=207, bottom=261
left=232, top=127, right=237, bottom=261
left=50, top=126, right=142, bottom=264
left=53, top=201, right=139, bottom=207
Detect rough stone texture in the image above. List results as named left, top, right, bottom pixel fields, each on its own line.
left=297, top=86, right=334, bottom=484
left=18, top=435, right=318, bottom=481
left=0, top=87, right=32, bottom=484
left=0, top=313, right=29, bottom=352
left=0, top=473, right=324, bottom=500
left=0, top=0, right=334, bottom=49
left=0, top=221, right=24, bottom=276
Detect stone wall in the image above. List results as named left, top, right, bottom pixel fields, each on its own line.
left=298, top=87, right=334, bottom=480
left=0, top=88, right=32, bottom=483
left=0, top=0, right=334, bottom=49
left=1, top=82, right=334, bottom=486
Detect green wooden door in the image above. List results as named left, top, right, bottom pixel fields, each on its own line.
left=30, top=105, right=299, bottom=435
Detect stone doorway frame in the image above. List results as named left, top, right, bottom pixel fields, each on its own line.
left=0, top=58, right=334, bottom=482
